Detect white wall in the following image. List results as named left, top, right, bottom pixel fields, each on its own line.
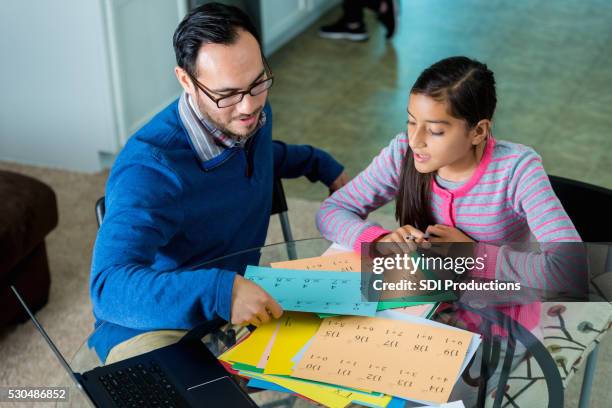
left=0, top=0, right=184, bottom=172
left=103, top=0, right=185, bottom=146
left=0, top=0, right=337, bottom=172
left=261, top=0, right=340, bottom=55
left=0, top=0, right=117, bottom=172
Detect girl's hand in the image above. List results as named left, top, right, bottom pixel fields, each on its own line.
left=425, top=224, right=475, bottom=243
left=374, top=224, right=430, bottom=253
left=329, top=171, right=349, bottom=193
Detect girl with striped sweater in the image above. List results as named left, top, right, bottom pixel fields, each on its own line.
left=316, top=56, right=582, bottom=335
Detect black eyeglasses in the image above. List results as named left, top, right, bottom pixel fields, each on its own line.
left=188, top=59, right=274, bottom=108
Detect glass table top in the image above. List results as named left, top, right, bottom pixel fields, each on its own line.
left=60, top=238, right=562, bottom=408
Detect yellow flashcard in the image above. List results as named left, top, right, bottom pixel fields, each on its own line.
left=247, top=371, right=391, bottom=408
left=219, top=319, right=280, bottom=366
left=264, top=312, right=321, bottom=375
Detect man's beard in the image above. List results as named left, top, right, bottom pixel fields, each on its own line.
left=201, top=106, right=263, bottom=141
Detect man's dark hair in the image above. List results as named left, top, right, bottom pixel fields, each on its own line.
left=173, top=2, right=261, bottom=77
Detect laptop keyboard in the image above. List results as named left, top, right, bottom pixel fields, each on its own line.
left=99, top=362, right=189, bottom=408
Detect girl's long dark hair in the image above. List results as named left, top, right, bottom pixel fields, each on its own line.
left=396, top=56, right=497, bottom=229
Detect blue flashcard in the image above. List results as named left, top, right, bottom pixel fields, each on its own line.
left=244, top=266, right=378, bottom=316
left=386, top=397, right=407, bottom=408
left=247, top=378, right=293, bottom=394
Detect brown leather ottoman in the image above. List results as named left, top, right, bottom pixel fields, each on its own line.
left=0, top=170, right=58, bottom=326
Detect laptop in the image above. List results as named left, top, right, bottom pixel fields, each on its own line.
left=11, top=286, right=257, bottom=408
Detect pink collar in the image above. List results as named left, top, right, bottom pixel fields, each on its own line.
left=431, top=137, right=496, bottom=198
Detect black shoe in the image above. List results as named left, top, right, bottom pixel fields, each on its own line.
left=377, top=0, right=398, bottom=39
left=318, top=19, right=369, bottom=42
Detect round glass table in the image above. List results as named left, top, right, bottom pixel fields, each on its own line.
left=62, top=238, right=563, bottom=408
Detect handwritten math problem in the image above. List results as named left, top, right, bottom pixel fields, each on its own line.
left=244, top=266, right=378, bottom=316
left=270, top=252, right=362, bottom=272
left=292, top=316, right=472, bottom=403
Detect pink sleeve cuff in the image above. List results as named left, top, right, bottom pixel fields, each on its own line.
left=472, top=243, right=500, bottom=279
left=352, top=225, right=391, bottom=253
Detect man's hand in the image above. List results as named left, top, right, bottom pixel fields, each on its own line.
left=230, top=275, right=283, bottom=326
left=329, top=171, right=349, bottom=193
left=425, top=224, right=475, bottom=243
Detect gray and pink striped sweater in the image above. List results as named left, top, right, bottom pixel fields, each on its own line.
left=316, top=134, right=582, bottom=332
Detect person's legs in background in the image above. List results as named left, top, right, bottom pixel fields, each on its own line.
left=319, top=0, right=398, bottom=41
left=376, top=0, right=397, bottom=38
left=319, top=0, right=372, bottom=41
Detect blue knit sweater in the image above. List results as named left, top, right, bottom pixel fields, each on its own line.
left=89, top=100, right=342, bottom=361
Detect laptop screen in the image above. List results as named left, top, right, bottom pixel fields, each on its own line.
left=10, top=286, right=93, bottom=404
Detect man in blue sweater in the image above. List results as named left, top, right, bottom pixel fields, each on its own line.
left=90, top=3, right=347, bottom=363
